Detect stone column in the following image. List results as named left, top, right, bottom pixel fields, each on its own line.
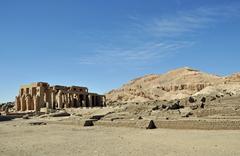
left=37, top=86, right=45, bottom=108
left=75, top=94, right=80, bottom=107
left=65, top=93, right=70, bottom=108
left=21, top=95, right=26, bottom=111
left=26, top=94, right=32, bottom=111
left=51, top=91, right=56, bottom=109
left=103, top=96, right=106, bottom=107
left=69, top=94, right=74, bottom=107
left=88, top=94, right=92, bottom=107
left=34, top=95, right=40, bottom=112
left=57, top=91, right=63, bottom=109
left=15, top=96, right=21, bottom=111
left=82, top=94, right=86, bottom=107
left=64, top=93, right=68, bottom=108
left=45, top=89, right=52, bottom=108
left=61, top=93, right=65, bottom=108
left=46, top=102, right=50, bottom=109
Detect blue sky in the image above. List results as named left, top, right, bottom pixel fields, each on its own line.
left=0, top=0, right=240, bottom=102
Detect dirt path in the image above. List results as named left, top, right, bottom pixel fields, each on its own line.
left=0, top=120, right=240, bottom=156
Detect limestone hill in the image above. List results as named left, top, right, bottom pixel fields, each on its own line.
left=106, top=67, right=240, bottom=103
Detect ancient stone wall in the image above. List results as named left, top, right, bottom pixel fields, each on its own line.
left=15, top=82, right=106, bottom=112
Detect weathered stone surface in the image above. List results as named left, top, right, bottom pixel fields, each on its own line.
left=106, top=67, right=224, bottom=103
left=15, top=82, right=106, bottom=112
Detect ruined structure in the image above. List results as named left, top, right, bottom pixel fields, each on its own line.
left=15, top=82, right=106, bottom=112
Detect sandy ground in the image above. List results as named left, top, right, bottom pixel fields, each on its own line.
left=0, top=119, right=240, bottom=156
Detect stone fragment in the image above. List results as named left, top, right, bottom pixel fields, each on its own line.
left=89, top=115, right=105, bottom=120
left=22, top=114, right=29, bottom=119
left=49, top=111, right=70, bottom=117
left=201, top=97, right=206, bottom=103
left=167, top=101, right=183, bottom=110
left=188, top=97, right=196, bottom=103
left=210, top=97, right=217, bottom=101
left=84, top=119, right=94, bottom=126
left=29, top=121, right=47, bottom=125
left=190, top=104, right=198, bottom=110
left=152, top=106, right=159, bottom=110
left=161, top=104, right=167, bottom=109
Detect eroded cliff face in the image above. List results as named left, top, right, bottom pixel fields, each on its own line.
left=106, top=67, right=240, bottom=103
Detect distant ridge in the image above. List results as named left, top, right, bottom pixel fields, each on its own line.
left=106, top=67, right=240, bottom=103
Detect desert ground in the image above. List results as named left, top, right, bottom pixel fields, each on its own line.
left=1, top=67, right=240, bottom=156
left=1, top=119, right=240, bottom=156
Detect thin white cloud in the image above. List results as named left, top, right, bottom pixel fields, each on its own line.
left=75, top=5, right=240, bottom=66
left=144, top=5, right=240, bottom=37
left=76, top=41, right=194, bottom=65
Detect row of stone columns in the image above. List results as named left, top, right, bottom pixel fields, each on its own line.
left=15, top=94, right=41, bottom=112
left=15, top=88, right=106, bottom=112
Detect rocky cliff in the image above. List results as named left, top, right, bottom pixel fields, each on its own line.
left=106, top=67, right=240, bottom=103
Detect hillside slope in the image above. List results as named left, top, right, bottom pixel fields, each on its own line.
left=106, top=67, right=240, bottom=103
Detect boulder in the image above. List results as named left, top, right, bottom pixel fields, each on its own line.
left=201, top=97, right=206, bottom=103
left=84, top=119, right=94, bottom=126
left=22, top=114, right=29, bottom=119
left=188, top=97, right=196, bottom=103
left=167, top=101, right=183, bottom=110
left=49, top=111, right=70, bottom=117
left=152, top=106, right=159, bottom=111
left=161, top=104, right=167, bottom=109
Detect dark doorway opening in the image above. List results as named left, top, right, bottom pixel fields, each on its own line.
left=79, top=94, right=84, bottom=107
left=73, top=98, right=77, bottom=108
left=86, top=96, right=89, bottom=107
left=91, top=96, right=95, bottom=107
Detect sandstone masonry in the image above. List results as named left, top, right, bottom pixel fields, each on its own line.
left=15, top=82, right=106, bottom=112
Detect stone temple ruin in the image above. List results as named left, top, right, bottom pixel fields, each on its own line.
left=15, top=82, right=106, bottom=112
